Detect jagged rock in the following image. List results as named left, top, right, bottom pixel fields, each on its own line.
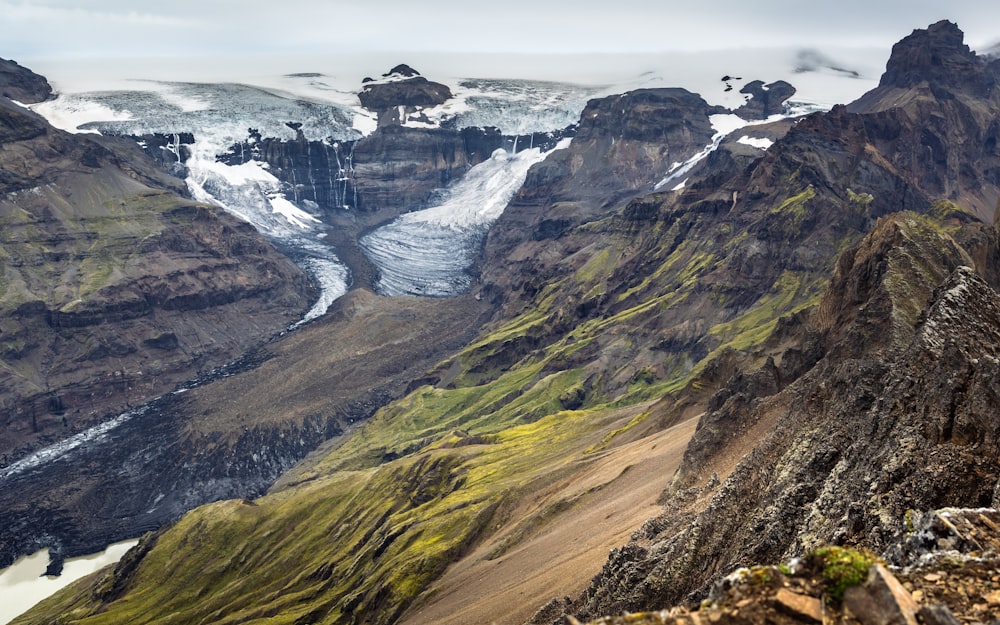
left=0, top=56, right=52, bottom=103
left=877, top=20, right=997, bottom=96
left=842, top=564, right=918, bottom=625
left=734, top=80, right=796, bottom=119
left=847, top=22, right=1000, bottom=220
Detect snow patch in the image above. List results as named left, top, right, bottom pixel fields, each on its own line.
left=737, top=135, right=774, bottom=150
left=268, top=194, right=321, bottom=229
left=30, top=97, right=133, bottom=134
left=655, top=113, right=788, bottom=190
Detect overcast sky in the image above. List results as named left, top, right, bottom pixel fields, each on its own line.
left=3, top=0, right=999, bottom=62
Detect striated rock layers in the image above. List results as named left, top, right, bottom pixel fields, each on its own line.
left=0, top=71, right=314, bottom=469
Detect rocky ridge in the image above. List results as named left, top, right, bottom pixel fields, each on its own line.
left=0, top=57, right=51, bottom=103
left=573, top=508, right=1000, bottom=624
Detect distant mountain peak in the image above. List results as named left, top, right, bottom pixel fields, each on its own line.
left=879, top=20, right=994, bottom=95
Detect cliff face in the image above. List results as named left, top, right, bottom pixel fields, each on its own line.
left=0, top=71, right=314, bottom=471
left=847, top=20, right=1000, bottom=221
left=0, top=57, right=51, bottom=103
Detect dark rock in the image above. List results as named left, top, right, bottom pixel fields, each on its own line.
left=0, top=57, right=52, bottom=103
left=734, top=80, right=796, bottom=119
left=143, top=333, right=179, bottom=350
left=384, top=64, right=420, bottom=78
left=877, top=20, right=996, bottom=96
left=358, top=67, right=453, bottom=128
left=842, top=564, right=919, bottom=625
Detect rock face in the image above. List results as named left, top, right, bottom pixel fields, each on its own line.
left=482, top=88, right=722, bottom=315
left=0, top=80, right=314, bottom=471
left=734, top=80, right=796, bottom=119
left=359, top=65, right=454, bottom=127
left=877, top=20, right=997, bottom=95
left=0, top=56, right=51, bottom=103
left=221, top=125, right=506, bottom=214
left=848, top=20, right=1000, bottom=220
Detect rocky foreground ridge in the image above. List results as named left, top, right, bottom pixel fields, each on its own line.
left=13, top=19, right=1000, bottom=625
left=577, top=508, right=1000, bottom=625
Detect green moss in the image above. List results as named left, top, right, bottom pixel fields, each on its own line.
left=846, top=188, right=874, bottom=211
left=811, top=546, right=878, bottom=601
left=927, top=199, right=975, bottom=233
left=769, top=186, right=816, bottom=234
left=706, top=271, right=823, bottom=356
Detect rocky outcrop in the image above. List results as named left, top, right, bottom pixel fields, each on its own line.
left=574, top=508, right=1000, bottom=625
left=733, top=80, right=796, bottom=119
left=0, top=57, right=51, bottom=103
left=876, top=20, right=998, bottom=96
left=848, top=21, right=1000, bottom=220
left=359, top=65, right=454, bottom=127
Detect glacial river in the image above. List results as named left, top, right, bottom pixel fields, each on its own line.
left=0, top=540, right=139, bottom=624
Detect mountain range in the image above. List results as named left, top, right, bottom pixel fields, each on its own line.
left=3, top=18, right=1000, bottom=625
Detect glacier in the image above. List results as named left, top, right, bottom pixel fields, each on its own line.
left=29, top=48, right=882, bottom=317
left=361, top=141, right=569, bottom=297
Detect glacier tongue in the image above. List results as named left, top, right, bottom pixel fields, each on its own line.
left=361, top=141, right=568, bottom=297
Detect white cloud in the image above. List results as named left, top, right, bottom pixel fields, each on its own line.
left=2, top=0, right=1000, bottom=61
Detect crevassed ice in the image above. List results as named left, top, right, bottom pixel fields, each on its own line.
left=361, top=141, right=570, bottom=297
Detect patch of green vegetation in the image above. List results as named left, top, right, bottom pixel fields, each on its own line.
left=706, top=271, right=822, bottom=355
left=882, top=214, right=962, bottom=330
left=846, top=187, right=874, bottom=211
left=769, top=186, right=816, bottom=233
left=25, top=390, right=632, bottom=625
left=927, top=199, right=975, bottom=233
left=811, top=546, right=878, bottom=602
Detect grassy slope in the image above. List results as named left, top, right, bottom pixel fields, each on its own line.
left=18, top=195, right=836, bottom=624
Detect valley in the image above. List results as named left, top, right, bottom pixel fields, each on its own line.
left=4, top=17, right=1000, bottom=625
